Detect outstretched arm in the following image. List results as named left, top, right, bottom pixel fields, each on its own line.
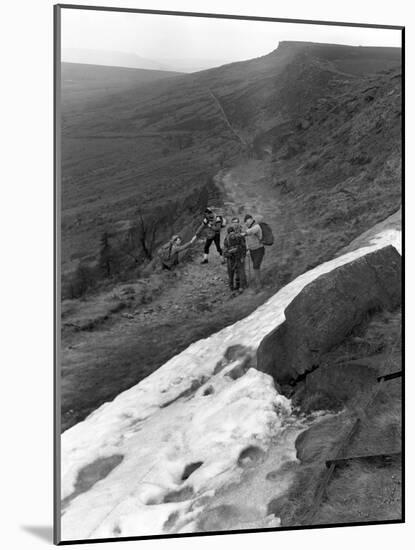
left=173, top=236, right=197, bottom=253
left=195, top=219, right=208, bottom=237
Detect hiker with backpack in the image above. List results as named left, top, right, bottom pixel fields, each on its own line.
left=242, top=214, right=273, bottom=291
left=157, top=234, right=197, bottom=270
left=195, top=207, right=226, bottom=264
left=223, top=226, right=247, bottom=294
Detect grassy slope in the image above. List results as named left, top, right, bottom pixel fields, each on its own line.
left=246, top=47, right=401, bottom=283
left=61, top=66, right=244, bottom=277
left=61, top=62, right=181, bottom=104
left=264, top=69, right=402, bottom=285
left=61, top=42, right=401, bottom=277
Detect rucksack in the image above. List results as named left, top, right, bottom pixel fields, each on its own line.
left=211, top=214, right=226, bottom=232
left=224, top=232, right=243, bottom=258
left=259, top=222, right=274, bottom=246
left=216, top=215, right=226, bottom=228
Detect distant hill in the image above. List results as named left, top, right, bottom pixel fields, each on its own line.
left=60, top=41, right=401, bottom=287
left=62, top=48, right=239, bottom=73
left=155, top=57, right=238, bottom=73
left=275, top=41, right=401, bottom=75
left=62, top=48, right=170, bottom=71
left=61, top=62, right=181, bottom=108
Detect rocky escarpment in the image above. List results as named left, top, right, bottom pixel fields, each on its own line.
left=256, top=245, right=401, bottom=387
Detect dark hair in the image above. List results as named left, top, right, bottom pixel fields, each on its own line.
left=227, top=226, right=235, bottom=234
left=244, top=214, right=253, bottom=222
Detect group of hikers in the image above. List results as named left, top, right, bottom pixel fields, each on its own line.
left=158, top=207, right=272, bottom=294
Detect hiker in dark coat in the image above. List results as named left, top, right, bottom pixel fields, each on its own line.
left=195, top=207, right=225, bottom=264
left=223, top=226, right=247, bottom=293
left=158, top=234, right=196, bottom=270
left=230, top=216, right=247, bottom=289
left=242, top=214, right=265, bottom=291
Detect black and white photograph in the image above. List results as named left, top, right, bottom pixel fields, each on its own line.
left=55, top=4, right=403, bottom=544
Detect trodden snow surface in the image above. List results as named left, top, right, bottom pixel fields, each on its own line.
left=60, top=228, right=401, bottom=541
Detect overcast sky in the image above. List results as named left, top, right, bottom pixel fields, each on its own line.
left=61, top=8, right=401, bottom=71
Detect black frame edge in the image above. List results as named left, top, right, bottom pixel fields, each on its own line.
left=53, top=3, right=62, bottom=546
left=400, top=25, right=405, bottom=524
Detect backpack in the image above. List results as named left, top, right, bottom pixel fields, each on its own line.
left=259, top=222, right=274, bottom=246
left=211, top=215, right=226, bottom=232
left=216, top=215, right=226, bottom=228
left=224, top=233, right=244, bottom=259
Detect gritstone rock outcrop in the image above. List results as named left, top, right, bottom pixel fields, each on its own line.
left=256, top=245, right=401, bottom=385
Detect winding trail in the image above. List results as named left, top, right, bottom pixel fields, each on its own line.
left=206, top=88, right=249, bottom=147
left=216, top=159, right=306, bottom=273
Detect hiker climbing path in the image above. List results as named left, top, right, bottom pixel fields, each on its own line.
left=99, top=159, right=287, bottom=329
left=132, top=158, right=289, bottom=326
left=64, top=159, right=298, bottom=335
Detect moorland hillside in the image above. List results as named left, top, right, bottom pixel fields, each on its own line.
left=61, top=62, right=181, bottom=107
left=61, top=42, right=401, bottom=294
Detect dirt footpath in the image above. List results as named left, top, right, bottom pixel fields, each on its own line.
left=218, top=159, right=299, bottom=271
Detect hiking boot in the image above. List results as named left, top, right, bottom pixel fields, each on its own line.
left=201, top=259, right=209, bottom=264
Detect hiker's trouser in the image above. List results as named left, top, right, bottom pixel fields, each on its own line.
left=227, top=257, right=247, bottom=289
left=204, top=232, right=222, bottom=255
left=249, top=246, right=265, bottom=270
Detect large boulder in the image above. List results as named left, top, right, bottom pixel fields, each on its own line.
left=257, top=245, right=401, bottom=385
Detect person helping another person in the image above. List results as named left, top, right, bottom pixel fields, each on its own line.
left=195, top=207, right=226, bottom=264
left=157, top=234, right=197, bottom=270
